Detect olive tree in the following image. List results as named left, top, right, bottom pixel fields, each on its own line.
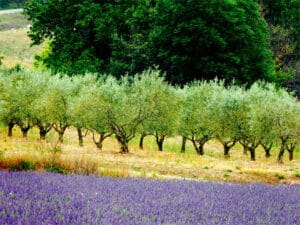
left=138, top=82, right=181, bottom=151
left=29, top=71, right=53, bottom=140
left=70, top=74, right=112, bottom=149
left=239, top=84, right=271, bottom=161
left=239, top=83, right=293, bottom=161
left=69, top=74, right=102, bottom=146
left=179, top=81, right=222, bottom=155
left=253, top=83, right=279, bottom=158
left=106, top=70, right=166, bottom=153
left=209, top=86, right=248, bottom=157
left=0, top=72, right=16, bottom=136
left=42, top=75, right=74, bottom=143
left=268, top=88, right=300, bottom=162
left=0, top=70, right=43, bottom=138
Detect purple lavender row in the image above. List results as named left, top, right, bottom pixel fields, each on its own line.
left=0, top=171, right=299, bottom=225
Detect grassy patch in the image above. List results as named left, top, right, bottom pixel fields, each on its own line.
left=0, top=13, right=44, bottom=69
left=0, top=28, right=43, bottom=68
left=0, top=126, right=299, bottom=185
left=0, top=13, right=29, bottom=31
left=276, top=173, right=285, bottom=180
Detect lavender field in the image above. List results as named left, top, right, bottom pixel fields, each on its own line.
left=0, top=171, right=299, bottom=225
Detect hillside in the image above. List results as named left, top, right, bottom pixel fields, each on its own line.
left=0, top=12, right=43, bottom=68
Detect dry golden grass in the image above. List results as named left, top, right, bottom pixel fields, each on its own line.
left=0, top=28, right=44, bottom=68
left=0, top=13, right=44, bottom=69
left=0, top=126, right=299, bottom=185
left=0, top=13, right=29, bottom=31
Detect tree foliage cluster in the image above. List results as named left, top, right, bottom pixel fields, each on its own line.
left=257, top=0, right=300, bottom=72
left=256, top=0, right=300, bottom=94
left=24, top=0, right=276, bottom=85
left=0, top=70, right=299, bottom=162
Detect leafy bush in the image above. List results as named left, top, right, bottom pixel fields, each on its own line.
left=9, top=160, right=36, bottom=171
left=45, top=165, right=65, bottom=174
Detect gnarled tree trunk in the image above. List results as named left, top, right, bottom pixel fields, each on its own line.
left=288, top=150, right=294, bottom=161
left=17, top=122, right=32, bottom=139
left=58, top=132, right=64, bottom=143
left=249, top=147, right=256, bottom=161
left=92, top=131, right=112, bottom=150
left=286, top=142, right=296, bottom=161
left=261, top=142, right=272, bottom=158
left=36, top=122, right=52, bottom=141
left=277, top=139, right=287, bottom=163
left=8, top=122, right=14, bottom=137
left=21, top=127, right=30, bottom=138
left=220, top=140, right=236, bottom=158
left=181, top=136, right=187, bottom=153
left=155, top=133, right=165, bottom=151
left=139, top=133, right=147, bottom=150
left=240, top=140, right=259, bottom=161
left=116, top=135, right=129, bottom=154
left=240, top=140, right=248, bottom=155
left=53, top=124, right=68, bottom=144
left=191, top=139, right=204, bottom=155
left=77, top=127, right=83, bottom=147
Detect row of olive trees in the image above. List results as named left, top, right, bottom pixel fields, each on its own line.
left=0, top=70, right=299, bottom=162
left=179, top=81, right=300, bottom=163
left=0, top=70, right=172, bottom=154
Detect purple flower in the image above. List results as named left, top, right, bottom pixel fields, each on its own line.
left=0, top=171, right=299, bottom=225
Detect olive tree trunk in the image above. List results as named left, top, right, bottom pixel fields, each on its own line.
left=181, top=136, right=187, bottom=153
left=116, top=135, right=130, bottom=154
left=249, top=147, right=256, bottom=161
left=240, top=140, right=248, bottom=155
left=240, top=140, right=259, bottom=161
left=277, top=139, right=287, bottom=163
left=92, top=131, right=112, bottom=150
left=21, top=127, right=30, bottom=138
left=139, top=133, right=147, bottom=150
left=38, top=124, right=52, bottom=141
left=286, top=142, right=296, bottom=161
left=53, top=124, right=68, bottom=144
left=155, top=133, right=165, bottom=151
left=77, top=127, right=83, bottom=147
left=191, top=139, right=204, bottom=155
left=261, top=142, right=272, bottom=158
left=8, top=122, right=14, bottom=137
left=220, top=140, right=236, bottom=158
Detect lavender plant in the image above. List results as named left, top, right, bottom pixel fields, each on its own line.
left=0, top=171, right=299, bottom=225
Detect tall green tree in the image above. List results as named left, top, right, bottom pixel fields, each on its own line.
left=256, top=0, right=300, bottom=96
left=24, top=0, right=152, bottom=76
left=25, top=0, right=276, bottom=85
left=149, top=0, right=275, bottom=85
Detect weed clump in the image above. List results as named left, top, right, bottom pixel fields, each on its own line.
left=9, top=160, right=36, bottom=171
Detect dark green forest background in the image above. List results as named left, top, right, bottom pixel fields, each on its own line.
left=1, top=0, right=300, bottom=95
